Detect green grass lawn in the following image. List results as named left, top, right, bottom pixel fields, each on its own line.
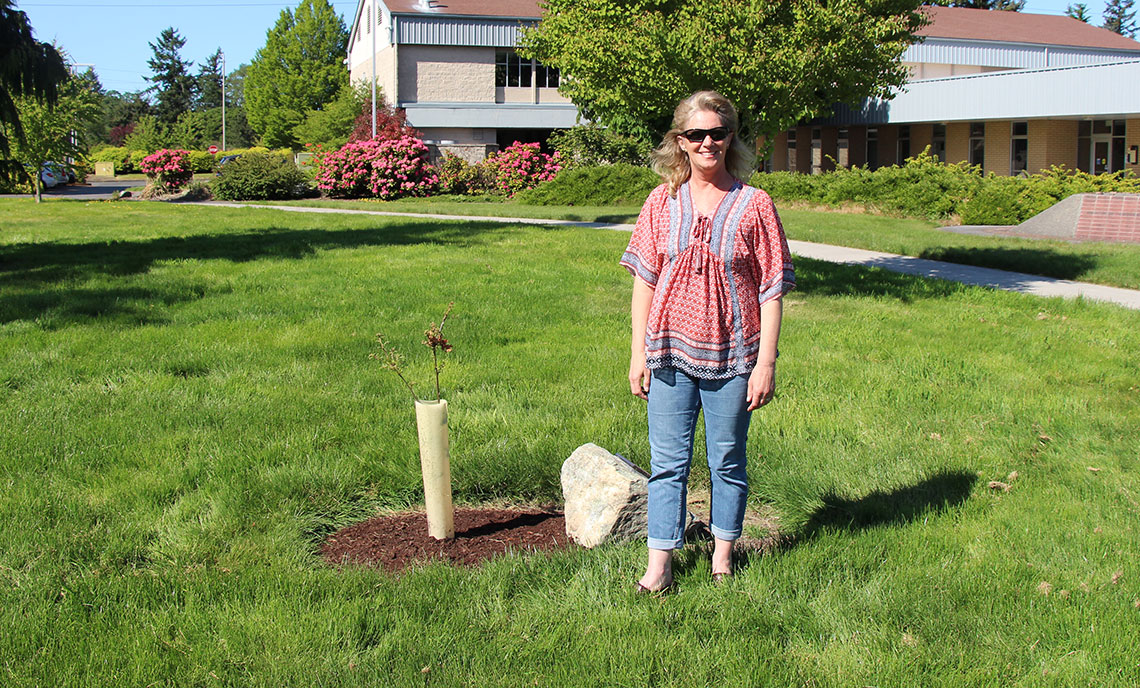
left=259, top=196, right=1140, bottom=291
left=2, top=198, right=1139, bottom=686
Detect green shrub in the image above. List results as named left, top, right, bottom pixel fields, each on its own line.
left=548, top=123, right=651, bottom=167
left=436, top=152, right=495, bottom=195
left=752, top=152, right=1140, bottom=225
left=515, top=163, right=661, bottom=206
left=90, top=146, right=135, bottom=174
left=212, top=152, right=309, bottom=201
left=186, top=150, right=216, bottom=174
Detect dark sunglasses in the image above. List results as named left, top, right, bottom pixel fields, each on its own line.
left=680, top=126, right=731, bottom=143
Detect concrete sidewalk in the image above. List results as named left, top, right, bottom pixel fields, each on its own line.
left=195, top=202, right=1140, bottom=311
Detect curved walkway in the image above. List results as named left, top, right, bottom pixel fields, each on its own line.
left=195, top=202, right=1140, bottom=311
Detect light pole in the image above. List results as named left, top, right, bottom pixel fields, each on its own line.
left=221, top=51, right=227, bottom=151
left=371, top=0, right=377, bottom=138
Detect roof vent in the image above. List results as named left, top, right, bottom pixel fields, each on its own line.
left=413, top=0, right=446, bottom=11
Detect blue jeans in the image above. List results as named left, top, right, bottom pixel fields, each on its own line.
left=646, top=368, right=752, bottom=551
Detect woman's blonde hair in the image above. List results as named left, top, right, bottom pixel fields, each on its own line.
left=650, top=91, right=755, bottom=196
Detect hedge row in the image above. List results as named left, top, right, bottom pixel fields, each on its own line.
left=749, top=152, right=1140, bottom=225
left=87, top=146, right=292, bottom=175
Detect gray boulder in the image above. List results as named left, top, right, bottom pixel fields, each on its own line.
left=561, top=443, right=649, bottom=548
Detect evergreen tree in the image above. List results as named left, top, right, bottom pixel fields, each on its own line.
left=146, top=27, right=195, bottom=123
left=1066, top=3, right=1093, bottom=21
left=246, top=0, right=348, bottom=148
left=1103, top=0, right=1137, bottom=36
left=226, top=64, right=249, bottom=109
left=196, top=48, right=224, bottom=111
left=0, top=0, right=69, bottom=170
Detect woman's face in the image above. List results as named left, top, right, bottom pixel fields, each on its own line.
left=678, top=109, right=731, bottom=176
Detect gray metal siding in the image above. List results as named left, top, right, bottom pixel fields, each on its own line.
left=395, top=16, right=537, bottom=47
left=819, top=60, right=1140, bottom=125
left=402, top=102, right=580, bottom=129
left=905, top=38, right=1140, bottom=69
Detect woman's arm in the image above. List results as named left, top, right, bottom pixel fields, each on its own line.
left=747, top=296, right=783, bottom=411
left=628, top=278, right=655, bottom=399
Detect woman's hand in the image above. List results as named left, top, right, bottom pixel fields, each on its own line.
left=629, top=356, right=650, bottom=400
left=746, top=362, right=775, bottom=410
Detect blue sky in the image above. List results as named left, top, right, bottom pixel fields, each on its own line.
left=16, top=0, right=1115, bottom=95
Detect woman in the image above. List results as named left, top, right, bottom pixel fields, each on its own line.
left=620, top=91, right=795, bottom=592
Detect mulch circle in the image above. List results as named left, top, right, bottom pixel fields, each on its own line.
left=322, top=507, right=575, bottom=573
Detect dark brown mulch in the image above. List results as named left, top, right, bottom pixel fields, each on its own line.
left=322, top=507, right=574, bottom=573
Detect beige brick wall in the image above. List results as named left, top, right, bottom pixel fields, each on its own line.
left=946, top=122, right=970, bottom=165
left=398, top=46, right=495, bottom=103
left=911, top=124, right=934, bottom=158
left=1027, top=120, right=1078, bottom=173
left=985, top=120, right=1011, bottom=175
left=349, top=45, right=398, bottom=106
left=1128, top=119, right=1140, bottom=177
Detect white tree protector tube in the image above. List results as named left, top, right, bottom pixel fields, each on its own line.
left=414, top=399, right=455, bottom=540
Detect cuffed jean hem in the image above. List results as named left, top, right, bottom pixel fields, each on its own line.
left=709, top=523, right=741, bottom=542
left=647, top=537, right=684, bottom=551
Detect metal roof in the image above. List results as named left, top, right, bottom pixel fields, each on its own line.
left=918, top=6, right=1140, bottom=52
left=819, top=60, right=1140, bottom=125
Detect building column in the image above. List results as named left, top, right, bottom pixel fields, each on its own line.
left=820, top=127, right=839, bottom=172
left=795, top=126, right=812, bottom=173
left=911, top=124, right=934, bottom=159
left=985, top=120, right=1012, bottom=176
left=877, top=125, right=898, bottom=169
left=1028, top=120, right=1078, bottom=174
left=847, top=125, right=867, bottom=168
left=768, top=132, right=788, bottom=172
left=1128, top=119, right=1140, bottom=177
left=946, top=122, right=970, bottom=165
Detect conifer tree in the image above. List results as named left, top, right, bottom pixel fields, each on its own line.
left=146, top=27, right=195, bottom=123
left=1066, top=3, right=1093, bottom=21
left=1103, top=0, right=1137, bottom=36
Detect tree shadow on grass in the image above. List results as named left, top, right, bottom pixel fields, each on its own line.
left=0, top=219, right=513, bottom=288
left=736, top=470, right=977, bottom=567
left=918, top=247, right=1098, bottom=282
left=0, top=219, right=516, bottom=326
left=793, top=256, right=968, bottom=302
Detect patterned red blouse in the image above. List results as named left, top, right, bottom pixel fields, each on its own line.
left=621, top=181, right=795, bottom=379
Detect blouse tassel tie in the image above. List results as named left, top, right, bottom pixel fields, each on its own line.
left=692, top=215, right=713, bottom=274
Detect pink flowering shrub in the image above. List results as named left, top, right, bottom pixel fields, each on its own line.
left=480, top=142, right=561, bottom=196
left=139, top=149, right=193, bottom=193
left=315, top=137, right=438, bottom=199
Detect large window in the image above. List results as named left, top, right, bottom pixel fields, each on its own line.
left=932, top=123, right=946, bottom=162
left=1078, top=120, right=1126, bottom=173
left=1010, top=121, right=1028, bottom=175
left=495, top=51, right=559, bottom=88
left=786, top=129, right=796, bottom=170
left=896, top=125, right=911, bottom=165
left=969, top=122, right=985, bottom=170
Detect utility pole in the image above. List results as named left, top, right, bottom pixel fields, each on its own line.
left=221, top=51, right=227, bottom=151
left=371, top=0, right=377, bottom=138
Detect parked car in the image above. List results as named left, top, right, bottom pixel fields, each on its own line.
left=216, top=154, right=242, bottom=172
left=44, top=161, right=77, bottom=184
left=30, top=163, right=59, bottom=188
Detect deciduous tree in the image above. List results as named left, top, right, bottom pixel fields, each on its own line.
left=0, top=0, right=68, bottom=174
left=522, top=0, right=929, bottom=147
left=246, top=0, right=348, bottom=148
left=2, top=73, right=99, bottom=201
